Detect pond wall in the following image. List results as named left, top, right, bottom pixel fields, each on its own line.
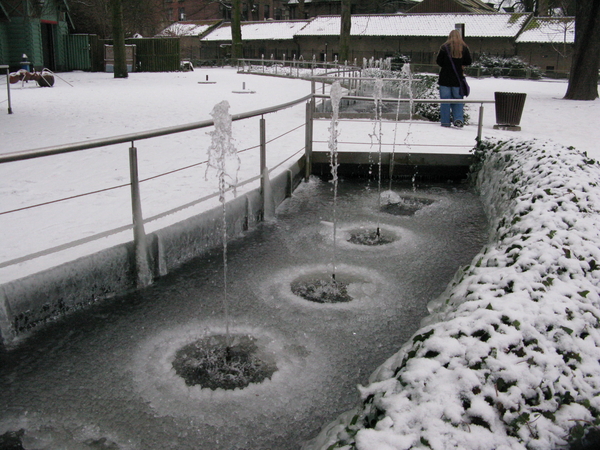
left=0, top=160, right=305, bottom=348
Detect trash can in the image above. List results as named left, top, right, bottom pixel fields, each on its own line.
left=494, top=92, right=527, bottom=131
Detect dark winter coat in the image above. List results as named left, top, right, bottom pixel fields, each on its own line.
left=436, top=45, right=472, bottom=87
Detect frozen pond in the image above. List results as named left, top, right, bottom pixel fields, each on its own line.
left=0, top=177, right=488, bottom=450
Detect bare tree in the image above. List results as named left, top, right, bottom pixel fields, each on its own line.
left=564, top=0, right=600, bottom=100
left=122, top=0, right=169, bottom=36
left=231, top=0, right=243, bottom=59
left=508, top=0, right=574, bottom=15
left=109, top=0, right=127, bottom=78
left=69, top=0, right=112, bottom=37
left=339, top=0, right=351, bottom=63
left=69, top=0, right=168, bottom=38
left=298, top=0, right=306, bottom=19
left=545, top=18, right=574, bottom=60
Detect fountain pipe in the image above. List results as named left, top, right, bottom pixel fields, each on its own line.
left=128, top=144, right=152, bottom=288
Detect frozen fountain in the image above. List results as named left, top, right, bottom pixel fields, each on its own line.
left=289, top=81, right=360, bottom=305
left=0, top=75, right=488, bottom=449
left=167, top=100, right=275, bottom=392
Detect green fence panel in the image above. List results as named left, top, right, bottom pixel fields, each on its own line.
left=125, top=38, right=180, bottom=72
left=65, top=34, right=92, bottom=71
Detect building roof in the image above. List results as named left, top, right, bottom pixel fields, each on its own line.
left=516, top=17, right=574, bottom=44
left=201, top=20, right=311, bottom=41
left=407, top=0, right=497, bottom=14
left=294, top=13, right=531, bottom=38
left=157, top=20, right=221, bottom=37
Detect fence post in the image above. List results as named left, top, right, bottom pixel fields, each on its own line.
left=129, top=143, right=152, bottom=288
left=305, top=99, right=314, bottom=181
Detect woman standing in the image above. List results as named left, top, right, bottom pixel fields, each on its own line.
left=436, top=30, right=472, bottom=127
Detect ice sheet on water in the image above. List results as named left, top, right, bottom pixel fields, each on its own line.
left=0, top=414, right=137, bottom=450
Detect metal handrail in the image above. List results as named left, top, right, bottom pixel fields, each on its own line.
left=0, top=93, right=313, bottom=286
left=1, top=89, right=491, bottom=285
left=0, top=93, right=313, bottom=164
left=313, top=94, right=495, bottom=104
left=238, top=58, right=361, bottom=70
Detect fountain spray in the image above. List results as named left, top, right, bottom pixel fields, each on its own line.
left=206, top=101, right=240, bottom=346
left=328, top=82, right=343, bottom=281
left=372, top=77, right=384, bottom=238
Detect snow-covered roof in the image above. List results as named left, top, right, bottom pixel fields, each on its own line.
left=295, top=13, right=531, bottom=38
left=407, top=0, right=497, bottom=14
left=201, top=20, right=311, bottom=41
left=157, top=20, right=221, bottom=37
left=516, top=17, right=574, bottom=44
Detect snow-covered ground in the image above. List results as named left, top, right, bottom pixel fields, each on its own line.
left=2, top=67, right=600, bottom=449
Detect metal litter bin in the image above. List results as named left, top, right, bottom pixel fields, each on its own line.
left=494, top=92, right=527, bottom=131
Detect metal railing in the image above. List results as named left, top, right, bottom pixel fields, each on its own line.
left=238, top=58, right=361, bottom=80
left=0, top=86, right=494, bottom=286
left=0, top=93, right=312, bottom=287
left=308, top=76, right=494, bottom=144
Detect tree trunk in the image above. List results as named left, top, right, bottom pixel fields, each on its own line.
left=537, top=0, right=549, bottom=15
left=298, top=0, right=305, bottom=19
left=339, top=0, right=351, bottom=63
left=110, top=0, right=128, bottom=78
left=231, top=0, right=243, bottom=59
left=564, top=0, right=600, bottom=100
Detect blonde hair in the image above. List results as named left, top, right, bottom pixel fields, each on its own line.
left=444, top=30, right=467, bottom=58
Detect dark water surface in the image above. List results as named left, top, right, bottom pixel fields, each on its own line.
left=0, top=178, right=488, bottom=450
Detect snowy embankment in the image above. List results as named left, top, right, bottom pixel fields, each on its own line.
left=310, top=138, right=600, bottom=450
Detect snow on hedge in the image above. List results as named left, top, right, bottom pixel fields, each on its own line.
left=309, top=138, right=600, bottom=450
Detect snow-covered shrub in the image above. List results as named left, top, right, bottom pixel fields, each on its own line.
left=412, top=74, right=470, bottom=124
left=470, top=54, right=542, bottom=79
left=413, top=74, right=440, bottom=122
left=391, top=53, right=411, bottom=71
left=308, top=139, right=600, bottom=450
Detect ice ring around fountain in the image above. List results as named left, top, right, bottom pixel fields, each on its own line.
left=265, top=264, right=388, bottom=309
left=379, top=190, right=436, bottom=216
left=318, top=222, right=418, bottom=253
left=132, top=322, right=318, bottom=420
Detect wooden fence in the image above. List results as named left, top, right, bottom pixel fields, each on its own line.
left=85, top=37, right=181, bottom=72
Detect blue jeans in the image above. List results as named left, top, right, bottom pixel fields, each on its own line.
left=439, top=85, right=464, bottom=126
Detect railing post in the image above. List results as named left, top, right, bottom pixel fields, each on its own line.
left=259, top=116, right=267, bottom=217
left=129, top=143, right=152, bottom=288
left=305, top=99, right=314, bottom=181
left=1, top=65, right=12, bottom=114
left=477, top=102, right=485, bottom=148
